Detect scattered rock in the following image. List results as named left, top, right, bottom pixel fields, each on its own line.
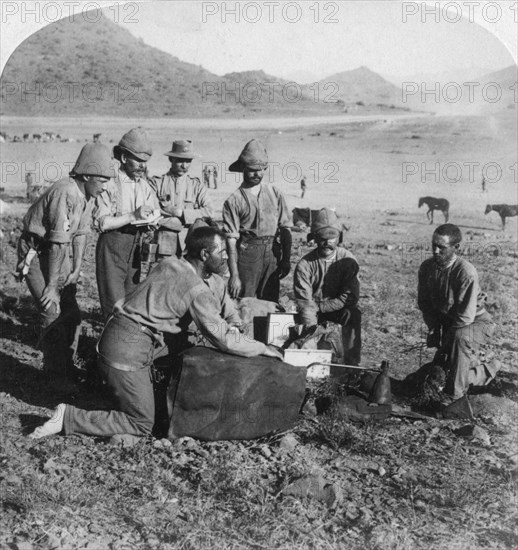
left=88, top=523, right=103, bottom=534
left=109, top=434, right=141, bottom=448
left=323, top=483, right=344, bottom=509
left=279, top=434, right=299, bottom=452
left=259, top=444, right=272, bottom=458
left=470, top=394, right=518, bottom=427
left=284, top=473, right=325, bottom=501
left=454, top=424, right=491, bottom=446
left=43, top=458, right=71, bottom=477
left=414, top=499, right=426, bottom=510
left=46, top=535, right=60, bottom=549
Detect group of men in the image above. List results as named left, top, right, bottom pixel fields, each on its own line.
left=17, top=127, right=498, bottom=440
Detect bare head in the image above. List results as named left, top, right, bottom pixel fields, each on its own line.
left=432, top=224, right=462, bottom=267
left=185, top=226, right=228, bottom=276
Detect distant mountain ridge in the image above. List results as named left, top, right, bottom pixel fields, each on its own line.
left=318, top=66, right=402, bottom=105
left=1, top=12, right=411, bottom=117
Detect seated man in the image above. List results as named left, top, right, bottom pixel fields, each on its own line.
left=293, top=208, right=361, bottom=365
left=418, top=224, right=499, bottom=400
left=30, top=227, right=282, bottom=440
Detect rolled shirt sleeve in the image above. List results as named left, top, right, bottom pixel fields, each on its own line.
left=293, top=260, right=319, bottom=326
left=222, top=196, right=242, bottom=239
left=93, top=185, right=117, bottom=233
left=276, top=187, right=293, bottom=229
left=183, top=178, right=214, bottom=225
left=189, top=288, right=267, bottom=357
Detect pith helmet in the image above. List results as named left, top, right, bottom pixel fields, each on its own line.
left=115, top=127, right=152, bottom=161
left=310, top=208, right=342, bottom=239
left=70, top=143, right=115, bottom=179
left=229, top=139, right=268, bottom=173
left=164, top=140, right=200, bottom=159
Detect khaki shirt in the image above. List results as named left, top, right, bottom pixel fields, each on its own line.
left=22, top=177, right=93, bottom=243
left=222, top=183, right=292, bottom=239
left=294, top=248, right=360, bottom=326
left=116, top=258, right=267, bottom=358
left=151, top=173, right=214, bottom=256
left=94, top=168, right=159, bottom=232
left=418, top=256, right=488, bottom=330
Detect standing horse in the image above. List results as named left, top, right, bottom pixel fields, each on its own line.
left=418, top=197, right=450, bottom=224
left=485, top=204, right=518, bottom=230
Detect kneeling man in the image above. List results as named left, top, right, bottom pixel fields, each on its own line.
left=31, top=227, right=282, bottom=439
left=293, top=208, right=361, bottom=365
left=418, top=224, right=498, bottom=399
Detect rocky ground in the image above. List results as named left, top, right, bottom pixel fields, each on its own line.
left=1, top=109, right=517, bottom=548
left=1, top=205, right=517, bottom=550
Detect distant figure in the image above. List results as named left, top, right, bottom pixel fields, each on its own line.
left=485, top=204, right=518, bottom=231
left=25, top=172, right=34, bottom=200
left=481, top=177, right=486, bottom=193
left=93, top=133, right=102, bottom=143
left=418, top=196, right=450, bottom=224
left=300, top=176, right=307, bottom=199
left=202, top=164, right=212, bottom=188
left=202, top=164, right=218, bottom=189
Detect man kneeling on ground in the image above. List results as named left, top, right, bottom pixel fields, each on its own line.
left=293, top=208, right=361, bottom=365
left=30, top=226, right=282, bottom=439
left=417, top=223, right=500, bottom=401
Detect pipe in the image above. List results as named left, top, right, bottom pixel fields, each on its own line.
left=306, top=362, right=381, bottom=373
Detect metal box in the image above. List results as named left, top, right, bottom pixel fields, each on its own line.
left=283, top=349, right=333, bottom=379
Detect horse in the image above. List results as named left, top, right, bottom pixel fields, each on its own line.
left=485, top=204, right=518, bottom=230
left=418, top=197, right=449, bottom=224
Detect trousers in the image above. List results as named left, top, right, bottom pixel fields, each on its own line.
left=96, top=229, right=142, bottom=319
left=238, top=236, right=280, bottom=302
left=24, top=247, right=81, bottom=377
left=318, top=306, right=362, bottom=366
left=64, top=314, right=173, bottom=438
left=440, top=311, right=496, bottom=398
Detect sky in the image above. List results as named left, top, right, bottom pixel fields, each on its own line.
left=1, top=1, right=516, bottom=82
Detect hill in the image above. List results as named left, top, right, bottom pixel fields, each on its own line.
left=316, top=66, right=404, bottom=109
left=0, top=12, right=410, bottom=118
left=0, top=12, right=342, bottom=118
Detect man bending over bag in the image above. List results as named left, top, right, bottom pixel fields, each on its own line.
left=30, top=226, right=282, bottom=440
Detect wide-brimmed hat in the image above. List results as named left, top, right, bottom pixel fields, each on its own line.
left=164, top=140, right=200, bottom=159
left=310, top=208, right=342, bottom=240
left=229, top=139, right=268, bottom=173
left=70, top=143, right=115, bottom=179
left=114, top=127, right=152, bottom=161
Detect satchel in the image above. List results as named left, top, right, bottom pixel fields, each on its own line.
left=167, top=346, right=306, bottom=441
